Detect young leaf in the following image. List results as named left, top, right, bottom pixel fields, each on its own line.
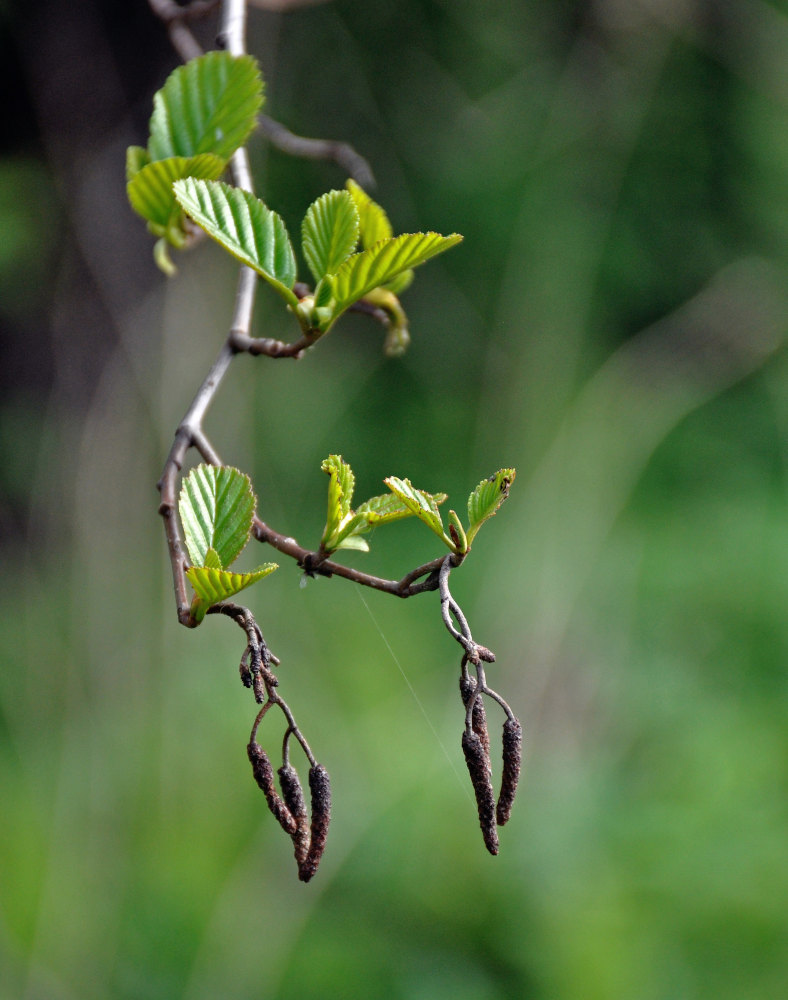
left=148, top=52, right=264, bottom=162
left=126, top=145, right=150, bottom=182
left=320, top=455, right=357, bottom=552
left=345, top=179, right=392, bottom=248
left=187, top=563, right=278, bottom=622
left=331, top=532, right=370, bottom=553
left=321, top=492, right=416, bottom=553
left=354, top=492, right=415, bottom=526
left=204, top=547, right=222, bottom=570
left=127, top=154, right=226, bottom=232
left=179, top=464, right=257, bottom=569
left=173, top=179, right=298, bottom=305
left=301, top=190, right=359, bottom=282
left=383, top=476, right=452, bottom=547
left=383, top=268, right=414, bottom=296
left=466, top=468, right=516, bottom=546
left=344, top=180, right=413, bottom=293
left=330, top=232, right=463, bottom=316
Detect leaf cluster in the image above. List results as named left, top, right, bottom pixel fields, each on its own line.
left=319, top=456, right=515, bottom=557
left=127, top=52, right=264, bottom=274
left=179, top=465, right=277, bottom=622
left=172, top=178, right=461, bottom=345
left=126, top=52, right=462, bottom=349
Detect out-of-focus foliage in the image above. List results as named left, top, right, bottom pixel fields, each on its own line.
left=2, top=1, right=788, bottom=998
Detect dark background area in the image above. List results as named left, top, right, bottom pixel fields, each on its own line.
left=2, top=1, right=788, bottom=998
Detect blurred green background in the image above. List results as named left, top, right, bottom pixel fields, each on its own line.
left=3, top=0, right=788, bottom=997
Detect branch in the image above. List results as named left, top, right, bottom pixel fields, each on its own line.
left=148, top=0, right=218, bottom=62
left=154, top=1, right=461, bottom=625
left=252, top=516, right=456, bottom=595
left=259, top=114, right=375, bottom=189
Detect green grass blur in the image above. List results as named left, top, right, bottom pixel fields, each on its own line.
left=2, top=1, right=788, bottom=997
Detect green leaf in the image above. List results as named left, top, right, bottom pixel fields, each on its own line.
left=126, top=145, right=150, bottom=182
left=302, top=190, right=359, bottom=282
left=466, top=468, right=516, bottom=546
left=332, top=532, right=370, bottom=553
left=187, top=563, right=278, bottom=622
left=320, top=455, right=357, bottom=552
left=204, top=547, right=222, bottom=570
left=383, top=476, right=452, bottom=547
left=148, top=52, right=264, bottom=162
left=345, top=179, right=392, bottom=248
left=173, top=179, right=298, bottom=305
left=383, top=268, right=414, bottom=296
left=344, top=180, right=413, bottom=293
left=179, top=464, right=257, bottom=569
left=354, top=492, right=414, bottom=526
left=330, top=232, right=463, bottom=316
left=127, top=154, right=226, bottom=231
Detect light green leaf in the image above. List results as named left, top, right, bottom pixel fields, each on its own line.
left=332, top=533, right=370, bottom=553
left=127, top=154, right=226, bottom=231
left=466, top=468, right=516, bottom=546
left=173, top=178, right=298, bottom=305
left=354, top=492, right=414, bottom=526
left=324, top=492, right=416, bottom=552
left=314, top=276, right=335, bottom=308
left=383, top=476, right=452, bottom=547
left=126, top=145, right=150, bottom=182
left=302, top=190, right=359, bottom=282
left=187, top=563, right=278, bottom=622
left=330, top=232, right=463, bottom=316
left=204, top=547, right=222, bottom=570
left=345, top=179, right=392, bottom=248
left=384, top=268, right=414, bottom=295
left=344, top=180, right=414, bottom=293
left=320, top=455, right=357, bottom=552
left=148, top=51, right=264, bottom=162
left=179, top=464, right=257, bottom=569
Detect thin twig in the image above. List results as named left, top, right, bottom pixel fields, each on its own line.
left=259, top=114, right=375, bottom=189
left=148, top=0, right=220, bottom=22
left=148, top=0, right=215, bottom=61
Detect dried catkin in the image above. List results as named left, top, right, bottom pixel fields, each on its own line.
left=459, top=674, right=491, bottom=762
left=298, top=764, right=332, bottom=882
left=496, top=716, right=522, bottom=826
left=278, top=763, right=309, bottom=867
left=247, top=741, right=297, bottom=835
left=461, top=730, right=499, bottom=855
left=239, top=647, right=252, bottom=688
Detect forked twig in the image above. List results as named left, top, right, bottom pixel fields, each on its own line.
left=439, top=556, right=522, bottom=852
